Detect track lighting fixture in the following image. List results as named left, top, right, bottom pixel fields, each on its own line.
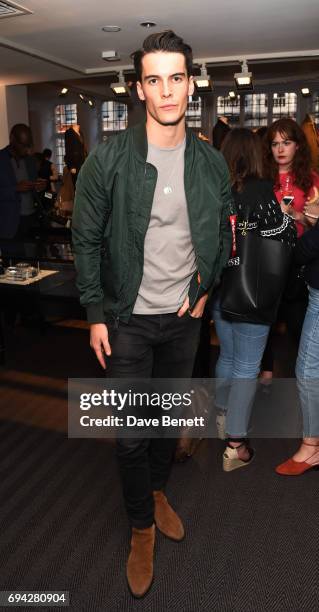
left=110, top=70, right=131, bottom=98
left=194, top=64, right=213, bottom=92
left=234, top=60, right=253, bottom=91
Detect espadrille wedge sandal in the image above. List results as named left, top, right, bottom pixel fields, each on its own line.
left=223, top=441, right=254, bottom=472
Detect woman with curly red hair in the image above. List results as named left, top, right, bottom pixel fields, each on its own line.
left=261, top=119, right=319, bottom=382
left=264, top=118, right=319, bottom=237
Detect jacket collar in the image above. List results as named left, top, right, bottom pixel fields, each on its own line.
left=131, top=121, right=194, bottom=162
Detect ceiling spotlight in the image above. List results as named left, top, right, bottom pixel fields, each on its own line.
left=140, top=21, right=157, bottom=28
left=88, top=99, right=95, bottom=107
left=79, top=93, right=87, bottom=102
left=228, top=90, right=236, bottom=100
left=102, top=25, right=121, bottom=32
left=301, top=87, right=311, bottom=97
left=102, top=50, right=120, bottom=62
left=234, top=60, right=253, bottom=91
left=59, top=87, right=68, bottom=96
left=110, top=70, right=131, bottom=98
left=194, top=64, right=213, bottom=92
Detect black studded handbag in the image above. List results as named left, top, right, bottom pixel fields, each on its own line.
left=220, top=210, right=293, bottom=325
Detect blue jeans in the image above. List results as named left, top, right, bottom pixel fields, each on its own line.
left=213, top=302, right=270, bottom=437
left=296, top=286, right=319, bottom=437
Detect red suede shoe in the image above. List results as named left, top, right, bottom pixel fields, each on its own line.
left=275, top=442, right=319, bottom=476
left=275, top=458, right=319, bottom=476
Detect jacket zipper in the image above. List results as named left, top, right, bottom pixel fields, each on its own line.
left=116, top=162, right=155, bottom=321
left=183, top=176, right=203, bottom=309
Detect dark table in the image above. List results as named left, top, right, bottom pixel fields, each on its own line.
left=0, top=233, right=84, bottom=364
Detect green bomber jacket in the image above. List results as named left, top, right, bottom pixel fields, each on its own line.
left=72, top=121, right=233, bottom=323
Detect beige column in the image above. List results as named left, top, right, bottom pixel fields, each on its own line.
left=0, top=84, right=29, bottom=148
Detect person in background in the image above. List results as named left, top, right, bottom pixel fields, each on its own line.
left=212, top=128, right=296, bottom=471
left=0, top=123, right=46, bottom=241
left=55, top=156, right=75, bottom=216
left=255, top=124, right=275, bottom=389
left=264, top=118, right=319, bottom=345
left=301, top=113, right=319, bottom=173
left=212, top=116, right=231, bottom=150
left=65, top=124, right=87, bottom=187
left=264, top=117, right=319, bottom=238
left=255, top=126, right=268, bottom=141
left=38, top=148, right=58, bottom=192
left=276, top=219, right=319, bottom=475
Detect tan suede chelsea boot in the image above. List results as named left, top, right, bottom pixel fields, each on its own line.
left=153, top=490, right=185, bottom=541
left=126, top=524, right=155, bottom=598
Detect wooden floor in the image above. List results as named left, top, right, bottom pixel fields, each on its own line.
left=0, top=369, right=68, bottom=432
left=0, top=318, right=297, bottom=434
left=0, top=320, right=98, bottom=433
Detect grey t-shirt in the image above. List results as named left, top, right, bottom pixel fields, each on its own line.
left=11, top=157, right=35, bottom=216
left=133, top=138, right=196, bottom=314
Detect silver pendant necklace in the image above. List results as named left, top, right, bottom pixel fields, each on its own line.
left=163, top=165, right=176, bottom=195
left=163, top=185, right=173, bottom=195
left=162, top=153, right=180, bottom=196
left=161, top=139, right=185, bottom=195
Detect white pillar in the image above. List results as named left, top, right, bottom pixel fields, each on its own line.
left=6, top=85, right=29, bottom=130
left=0, top=85, right=29, bottom=149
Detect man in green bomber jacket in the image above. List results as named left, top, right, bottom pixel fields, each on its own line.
left=72, top=30, right=232, bottom=598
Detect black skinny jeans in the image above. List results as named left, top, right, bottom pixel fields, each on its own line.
left=106, top=312, right=201, bottom=528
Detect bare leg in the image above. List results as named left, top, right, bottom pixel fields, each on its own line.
left=292, top=437, right=319, bottom=464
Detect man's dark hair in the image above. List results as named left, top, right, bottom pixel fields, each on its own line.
left=132, top=30, right=193, bottom=82
left=43, top=148, right=52, bottom=158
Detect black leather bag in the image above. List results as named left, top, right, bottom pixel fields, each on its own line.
left=220, top=225, right=292, bottom=325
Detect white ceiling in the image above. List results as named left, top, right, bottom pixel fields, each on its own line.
left=1, top=0, right=319, bottom=85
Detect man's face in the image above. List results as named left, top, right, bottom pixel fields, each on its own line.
left=10, top=130, right=33, bottom=158
left=136, top=51, right=194, bottom=126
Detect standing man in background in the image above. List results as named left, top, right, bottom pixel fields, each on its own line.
left=65, top=124, right=87, bottom=187
left=0, top=123, right=46, bottom=241
left=212, top=115, right=231, bottom=150
left=72, top=30, right=232, bottom=598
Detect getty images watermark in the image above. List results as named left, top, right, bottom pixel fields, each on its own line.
left=68, top=378, right=308, bottom=439
left=69, top=379, right=210, bottom=438
left=79, top=388, right=204, bottom=426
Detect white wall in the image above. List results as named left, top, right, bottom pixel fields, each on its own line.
left=6, top=85, right=29, bottom=130
left=0, top=85, right=29, bottom=149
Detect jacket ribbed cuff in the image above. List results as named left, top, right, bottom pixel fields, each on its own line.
left=85, top=301, right=105, bottom=323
